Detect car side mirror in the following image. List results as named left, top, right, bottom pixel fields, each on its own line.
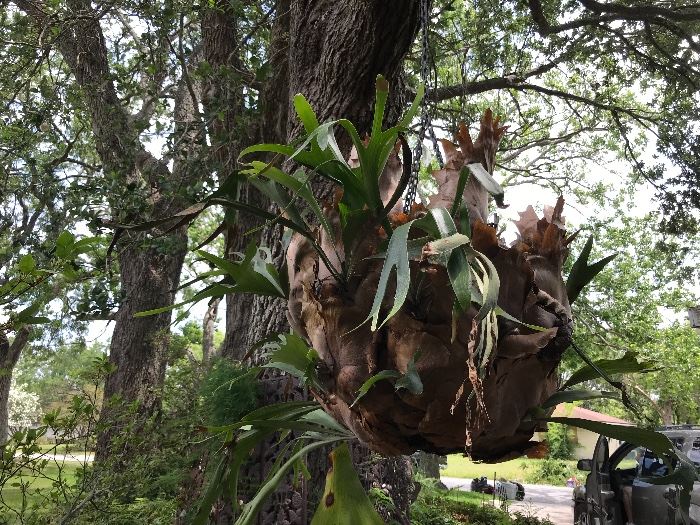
left=577, top=459, right=592, bottom=471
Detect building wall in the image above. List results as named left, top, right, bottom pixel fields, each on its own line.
left=573, top=428, right=622, bottom=459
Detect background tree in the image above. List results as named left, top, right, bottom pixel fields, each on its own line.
left=563, top=203, right=700, bottom=425
left=1, top=0, right=699, bottom=523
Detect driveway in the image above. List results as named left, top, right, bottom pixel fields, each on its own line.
left=442, top=476, right=574, bottom=525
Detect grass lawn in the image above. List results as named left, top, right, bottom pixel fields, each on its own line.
left=1, top=462, right=80, bottom=519
left=412, top=478, right=555, bottom=524
left=441, top=455, right=579, bottom=484
left=439, top=487, right=490, bottom=505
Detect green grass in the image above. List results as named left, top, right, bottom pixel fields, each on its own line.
left=0, top=462, right=80, bottom=520
left=441, top=455, right=580, bottom=484
left=412, top=478, right=554, bottom=525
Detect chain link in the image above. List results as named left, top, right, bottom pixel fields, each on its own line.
left=404, top=0, right=432, bottom=214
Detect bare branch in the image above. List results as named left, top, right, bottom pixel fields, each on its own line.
left=527, top=0, right=700, bottom=37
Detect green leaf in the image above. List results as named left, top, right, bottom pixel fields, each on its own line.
left=494, top=306, right=546, bottom=332
left=239, top=142, right=364, bottom=210
left=15, top=301, right=42, bottom=323
left=198, top=243, right=286, bottom=298
left=351, top=370, right=401, bottom=407
left=364, top=220, right=416, bottom=330
left=398, top=83, right=425, bottom=128
left=541, top=389, right=621, bottom=409
left=395, top=351, right=423, bottom=395
left=192, top=455, right=228, bottom=525
left=311, top=442, right=384, bottom=525
left=55, top=231, right=75, bottom=259
left=17, top=254, right=36, bottom=273
left=245, top=163, right=334, bottom=244
left=248, top=177, right=307, bottom=233
left=351, top=352, right=424, bottom=407
left=211, top=171, right=244, bottom=201
left=416, top=209, right=474, bottom=313
left=450, top=166, right=471, bottom=216
left=466, top=246, right=501, bottom=321
left=566, top=235, right=617, bottom=303
left=134, top=282, right=230, bottom=317
left=544, top=417, right=677, bottom=460
left=71, top=236, right=101, bottom=256
left=262, top=334, right=321, bottom=389
left=240, top=401, right=320, bottom=424
left=297, top=409, right=351, bottom=437
left=293, top=94, right=321, bottom=134
left=544, top=414, right=700, bottom=512
left=562, top=351, right=657, bottom=389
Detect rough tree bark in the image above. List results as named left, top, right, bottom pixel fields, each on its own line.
left=0, top=327, right=30, bottom=442
left=16, top=0, right=203, bottom=460
left=201, top=0, right=270, bottom=361
left=229, top=2, right=422, bottom=523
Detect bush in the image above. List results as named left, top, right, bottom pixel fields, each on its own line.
left=546, top=423, right=574, bottom=460
left=198, top=358, right=260, bottom=426
left=72, top=499, right=177, bottom=525
left=523, top=458, right=579, bottom=486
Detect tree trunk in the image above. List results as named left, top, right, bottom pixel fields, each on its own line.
left=15, top=0, right=206, bottom=460
left=96, top=238, right=188, bottom=459
left=0, top=327, right=30, bottom=442
left=202, top=298, right=220, bottom=366
left=232, top=2, right=421, bottom=523
left=201, top=0, right=271, bottom=361
left=97, top=64, right=203, bottom=459
left=413, top=451, right=444, bottom=480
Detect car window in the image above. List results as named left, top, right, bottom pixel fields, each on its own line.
left=670, top=437, right=685, bottom=451
left=615, top=447, right=644, bottom=471
left=639, top=449, right=671, bottom=478
left=688, top=438, right=700, bottom=467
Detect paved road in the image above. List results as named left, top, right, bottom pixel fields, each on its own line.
left=27, top=452, right=94, bottom=463
left=442, top=476, right=574, bottom=525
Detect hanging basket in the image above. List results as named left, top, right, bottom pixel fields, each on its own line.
left=285, top=110, right=573, bottom=461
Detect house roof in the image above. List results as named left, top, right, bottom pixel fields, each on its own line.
left=552, top=405, right=631, bottom=425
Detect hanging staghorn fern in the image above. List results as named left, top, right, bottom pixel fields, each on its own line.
left=123, top=77, right=598, bottom=460
left=122, top=76, right=698, bottom=524
left=283, top=103, right=574, bottom=460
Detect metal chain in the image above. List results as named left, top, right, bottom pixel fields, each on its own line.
left=404, top=0, right=431, bottom=214
left=428, top=124, right=444, bottom=167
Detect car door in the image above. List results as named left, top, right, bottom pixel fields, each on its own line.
left=631, top=448, right=674, bottom=525
left=585, top=435, right=618, bottom=525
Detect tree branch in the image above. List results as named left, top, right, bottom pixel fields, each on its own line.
left=527, top=0, right=700, bottom=37
left=426, top=54, right=569, bottom=103
left=578, top=0, right=700, bottom=22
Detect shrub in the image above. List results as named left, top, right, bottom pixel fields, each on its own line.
left=547, top=422, right=574, bottom=460
left=524, top=458, right=578, bottom=486
left=198, top=358, right=259, bottom=426
left=72, top=499, right=177, bottom=525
